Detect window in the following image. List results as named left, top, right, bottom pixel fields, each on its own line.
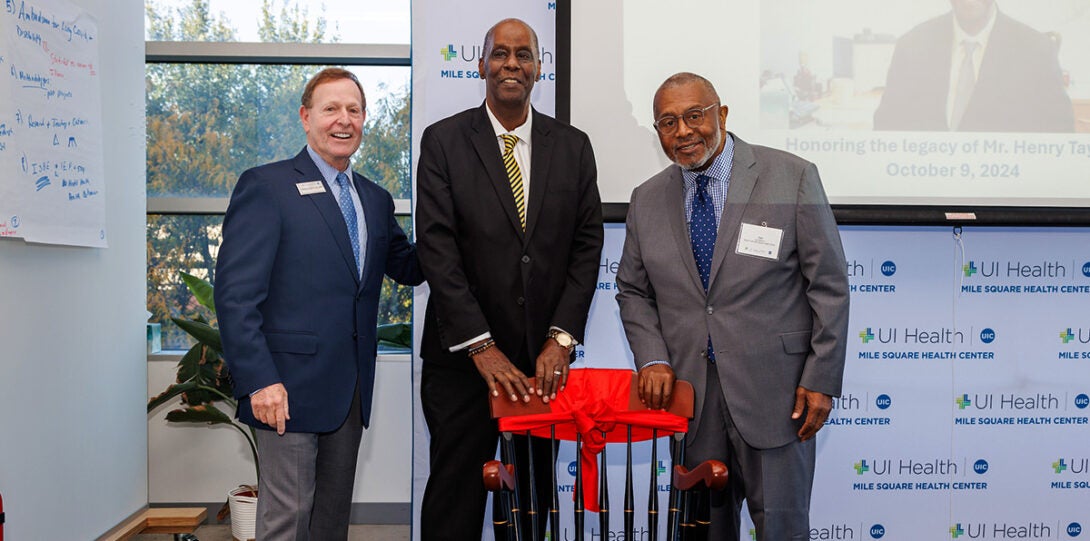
left=146, top=0, right=412, bottom=350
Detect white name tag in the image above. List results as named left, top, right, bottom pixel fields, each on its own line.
left=296, top=180, right=327, bottom=195
left=736, top=222, right=783, bottom=260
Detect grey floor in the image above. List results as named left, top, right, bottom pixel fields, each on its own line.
left=136, top=524, right=409, bottom=541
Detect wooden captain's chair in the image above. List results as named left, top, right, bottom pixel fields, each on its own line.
left=483, top=368, right=728, bottom=541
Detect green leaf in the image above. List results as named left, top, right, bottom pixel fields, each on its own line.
left=147, top=381, right=200, bottom=412
left=172, top=317, right=223, bottom=353
left=180, top=271, right=216, bottom=314
left=376, top=322, right=411, bottom=349
left=175, top=344, right=203, bottom=383
left=165, top=404, right=234, bottom=425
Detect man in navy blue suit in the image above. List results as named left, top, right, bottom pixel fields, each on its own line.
left=215, top=67, right=422, bottom=540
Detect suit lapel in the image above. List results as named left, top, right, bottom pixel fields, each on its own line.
left=708, top=136, right=757, bottom=288
left=355, top=174, right=382, bottom=291
left=292, top=150, right=360, bottom=285
left=974, top=13, right=1013, bottom=93
left=525, top=110, right=552, bottom=243
left=663, top=166, right=706, bottom=294
left=469, top=105, right=525, bottom=240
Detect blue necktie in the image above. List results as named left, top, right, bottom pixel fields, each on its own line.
left=690, top=175, right=716, bottom=290
left=335, top=172, right=361, bottom=274
left=690, top=174, right=717, bottom=362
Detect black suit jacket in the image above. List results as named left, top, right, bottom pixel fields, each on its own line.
left=874, top=11, right=1074, bottom=132
left=416, top=104, right=603, bottom=371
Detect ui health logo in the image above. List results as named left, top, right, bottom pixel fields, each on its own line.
left=955, top=392, right=1061, bottom=411
left=852, top=457, right=961, bottom=476
left=1059, top=328, right=1090, bottom=344
left=962, top=259, right=1069, bottom=278
left=860, top=328, right=875, bottom=343
left=856, top=326, right=965, bottom=344
left=439, top=43, right=556, bottom=64
left=950, top=522, right=1056, bottom=538
left=1053, top=457, right=1089, bottom=474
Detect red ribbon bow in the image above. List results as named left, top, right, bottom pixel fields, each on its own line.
left=496, top=368, right=689, bottom=512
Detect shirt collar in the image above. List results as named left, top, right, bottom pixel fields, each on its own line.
left=485, top=103, right=533, bottom=145
left=306, top=145, right=352, bottom=187
left=681, top=133, right=735, bottom=186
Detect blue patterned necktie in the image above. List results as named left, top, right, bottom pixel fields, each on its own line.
left=690, top=174, right=716, bottom=290
left=690, top=174, right=717, bottom=362
left=335, top=172, right=361, bottom=274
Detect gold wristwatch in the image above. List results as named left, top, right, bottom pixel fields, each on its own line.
left=547, top=329, right=575, bottom=352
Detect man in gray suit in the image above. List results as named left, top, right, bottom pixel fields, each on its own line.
left=616, top=72, right=849, bottom=540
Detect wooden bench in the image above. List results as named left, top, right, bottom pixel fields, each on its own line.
left=98, top=507, right=207, bottom=541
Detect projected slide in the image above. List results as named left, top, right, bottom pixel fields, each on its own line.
left=569, top=0, right=1090, bottom=208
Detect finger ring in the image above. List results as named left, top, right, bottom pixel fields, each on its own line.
left=553, top=370, right=562, bottom=375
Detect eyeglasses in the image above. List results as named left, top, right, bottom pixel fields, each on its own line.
left=653, top=103, right=720, bottom=135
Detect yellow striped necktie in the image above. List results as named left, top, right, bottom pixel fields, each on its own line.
left=501, top=134, right=526, bottom=230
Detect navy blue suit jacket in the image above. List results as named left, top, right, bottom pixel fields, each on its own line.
left=216, top=148, right=421, bottom=432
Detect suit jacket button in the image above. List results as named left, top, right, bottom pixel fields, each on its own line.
left=705, top=306, right=714, bottom=315
left=521, top=255, right=530, bottom=264
left=517, top=297, right=525, bottom=306
left=352, top=332, right=358, bottom=339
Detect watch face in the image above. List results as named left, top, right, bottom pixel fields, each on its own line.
left=554, top=333, right=573, bottom=347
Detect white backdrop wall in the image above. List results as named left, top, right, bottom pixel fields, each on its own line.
left=0, top=0, right=147, bottom=538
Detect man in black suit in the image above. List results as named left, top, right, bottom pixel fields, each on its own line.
left=415, top=18, right=603, bottom=540
left=874, top=0, right=1074, bottom=132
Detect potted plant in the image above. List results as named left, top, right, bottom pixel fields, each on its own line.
left=147, top=271, right=259, bottom=540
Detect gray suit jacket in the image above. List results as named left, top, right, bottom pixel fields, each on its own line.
left=616, top=135, right=849, bottom=449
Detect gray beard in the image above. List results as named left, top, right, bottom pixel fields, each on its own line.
left=677, top=129, right=722, bottom=171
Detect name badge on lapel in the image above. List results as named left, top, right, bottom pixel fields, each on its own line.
left=296, top=180, right=327, bottom=195
left=736, top=222, right=783, bottom=260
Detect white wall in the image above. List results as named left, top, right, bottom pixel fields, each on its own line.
left=148, top=355, right=413, bottom=508
left=0, top=0, right=147, bottom=538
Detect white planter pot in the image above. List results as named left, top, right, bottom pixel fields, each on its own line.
left=227, top=485, right=258, bottom=541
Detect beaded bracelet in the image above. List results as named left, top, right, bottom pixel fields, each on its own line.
left=468, top=338, right=496, bottom=357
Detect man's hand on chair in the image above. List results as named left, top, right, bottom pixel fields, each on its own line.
left=637, top=363, right=675, bottom=410
left=534, top=340, right=570, bottom=403
left=471, top=343, right=531, bottom=403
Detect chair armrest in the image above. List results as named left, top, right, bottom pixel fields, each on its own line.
left=483, top=459, right=518, bottom=492
left=672, top=460, right=729, bottom=491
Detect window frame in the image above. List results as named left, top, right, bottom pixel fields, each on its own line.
left=145, top=40, right=412, bottom=215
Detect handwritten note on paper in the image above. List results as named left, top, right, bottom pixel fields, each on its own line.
left=1, top=0, right=105, bottom=247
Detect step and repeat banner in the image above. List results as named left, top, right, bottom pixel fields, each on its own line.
left=410, top=5, right=1089, bottom=540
